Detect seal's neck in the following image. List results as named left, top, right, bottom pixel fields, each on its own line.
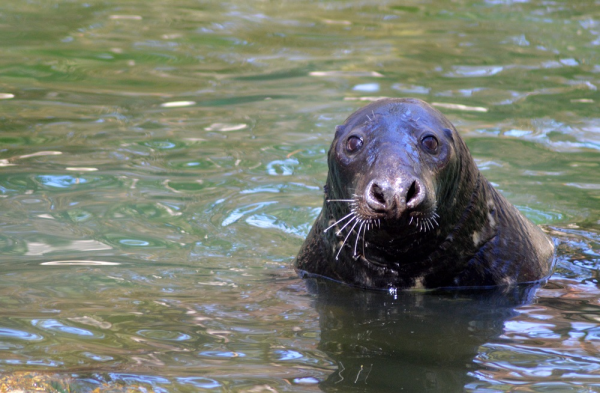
left=445, top=171, right=485, bottom=241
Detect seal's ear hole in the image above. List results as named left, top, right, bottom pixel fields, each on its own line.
left=334, top=125, right=345, bottom=138
left=346, top=135, right=363, bottom=153
left=421, top=135, right=439, bottom=153
left=443, top=128, right=454, bottom=141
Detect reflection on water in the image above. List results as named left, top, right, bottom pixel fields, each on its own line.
left=0, top=0, right=599, bottom=391
left=308, top=280, right=539, bottom=393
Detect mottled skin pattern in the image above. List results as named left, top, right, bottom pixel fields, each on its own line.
left=295, top=98, right=555, bottom=290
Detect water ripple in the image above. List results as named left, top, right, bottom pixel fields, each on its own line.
left=32, top=319, right=100, bottom=338
left=177, top=377, right=222, bottom=388
left=0, top=328, right=43, bottom=341
left=199, top=350, right=246, bottom=358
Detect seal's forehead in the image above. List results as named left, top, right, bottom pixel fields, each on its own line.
left=342, top=98, right=453, bottom=132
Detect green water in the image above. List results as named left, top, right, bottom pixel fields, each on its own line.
left=0, top=0, right=599, bottom=391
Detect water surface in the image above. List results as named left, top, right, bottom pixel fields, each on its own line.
left=0, top=0, right=599, bottom=391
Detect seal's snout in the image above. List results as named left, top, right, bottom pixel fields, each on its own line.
left=365, top=178, right=425, bottom=219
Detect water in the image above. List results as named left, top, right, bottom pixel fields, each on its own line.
left=0, top=0, right=599, bottom=391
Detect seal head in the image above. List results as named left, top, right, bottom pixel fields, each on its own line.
left=296, top=98, right=555, bottom=290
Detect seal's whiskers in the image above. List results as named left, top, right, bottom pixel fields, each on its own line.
left=410, top=210, right=440, bottom=233
left=324, top=195, right=376, bottom=260
left=335, top=215, right=357, bottom=236
left=353, top=220, right=365, bottom=258
left=362, top=224, right=367, bottom=256
left=323, top=211, right=354, bottom=233
left=336, top=219, right=359, bottom=260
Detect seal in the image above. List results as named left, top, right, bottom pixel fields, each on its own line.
left=295, top=98, right=555, bottom=290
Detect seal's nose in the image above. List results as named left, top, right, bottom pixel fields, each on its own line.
left=365, top=178, right=425, bottom=218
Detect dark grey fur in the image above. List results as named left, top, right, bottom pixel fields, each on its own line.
left=295, top=98, right=555, bottom=290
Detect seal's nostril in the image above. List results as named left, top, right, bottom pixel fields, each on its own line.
left=406, top=180, right=418, bottom=205
left=370, top=183, right=386, bottom=206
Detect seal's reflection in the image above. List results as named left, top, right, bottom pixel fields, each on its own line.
left=306, top=278, right=538, bottom=392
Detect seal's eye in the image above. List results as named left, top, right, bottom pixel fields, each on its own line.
left=346, top=135, right=363, bottom=153
left=421, top=135, right=439, bottom=153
